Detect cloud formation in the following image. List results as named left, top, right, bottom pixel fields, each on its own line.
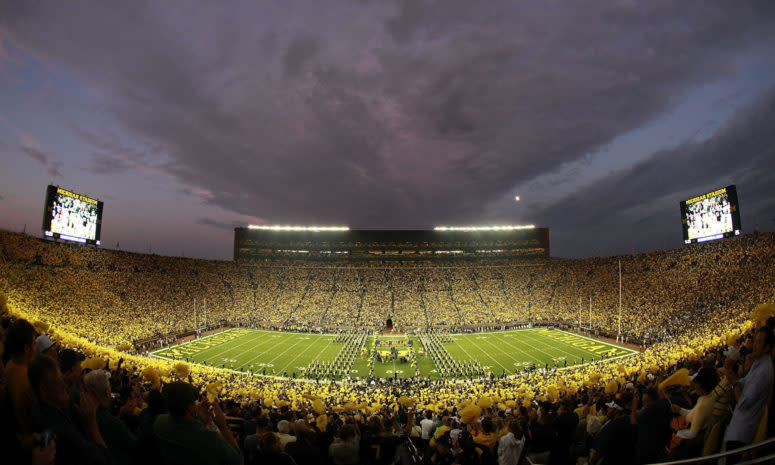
left=198, top=217, right=241, bottom=231
left=1, top=0, right=774, bottom=257
left=536, top=84, right=775, bottom=255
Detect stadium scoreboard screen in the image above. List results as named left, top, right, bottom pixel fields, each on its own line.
left=680, top=185, right=740, bottom=244
left=42, top=185, right=104, bottom=245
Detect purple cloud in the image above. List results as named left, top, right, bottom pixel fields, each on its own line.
left=1, top=0, right=774, bottom=258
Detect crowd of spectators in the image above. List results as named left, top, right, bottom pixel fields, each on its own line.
left=1, top=229, right=775, bottom=463
left=1, top=230, right=773, bottom=348
left=3, top=309, right=775, bottom=464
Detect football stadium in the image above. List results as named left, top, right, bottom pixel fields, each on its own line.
left=3, top=3, right=775, bottom=464
left=2, top=209, right=775, bottom=464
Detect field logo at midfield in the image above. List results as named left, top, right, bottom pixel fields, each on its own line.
left=536, top=329, right=631, bottom=356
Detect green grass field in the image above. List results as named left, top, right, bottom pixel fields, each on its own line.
left=150, top=327, right=638, bottom=380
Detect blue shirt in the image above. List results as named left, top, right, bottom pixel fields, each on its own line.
left=724, top=354, right=774, bottom=444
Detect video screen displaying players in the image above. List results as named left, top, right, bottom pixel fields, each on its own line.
left=42, top=185, right=103, bottom=244
left=680, top=185, right=741, bottom=244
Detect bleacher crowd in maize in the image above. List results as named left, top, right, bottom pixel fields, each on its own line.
left=1, top=230, right=773, bottom=347
left=1, top=229, right=775, bottom=464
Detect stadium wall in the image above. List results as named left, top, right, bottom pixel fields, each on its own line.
left=233, top=227, right=550, bottom=261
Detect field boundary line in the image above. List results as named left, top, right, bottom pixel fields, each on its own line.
left=554, top=329, right=639, bottom=354
left=518, top=330, right=599, bottom=361
left=239, top=332, right=318, bottom=369
left=475, top=336, right=530, bottom=374
left=149, top=328, right=237, bottom=355
left=484, top=333, right=546, bottom=365
left=281, top=333, right=339, bottom=373
left=188, top=330, right=270, bottom=361
left=555, top=352, right=638, bottom=371
left=456, top=333, right=510, bottom=372
left=177, top=330, right=270, bottom=358
left=206, top=331, right=281, bottom=367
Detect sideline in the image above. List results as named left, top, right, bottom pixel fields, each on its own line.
left=546, top=329, right=640, bottom=354
left=149, top=328, right=237, bottom=355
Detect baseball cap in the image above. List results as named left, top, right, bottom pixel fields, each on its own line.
left=58, top=348, right=86, bottom=373
left=35, top=335, right=56, bottom=354
left=162, top=381, right=199, bottom=417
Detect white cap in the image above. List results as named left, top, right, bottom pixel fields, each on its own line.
left=35, top=335, right=56, bottom=354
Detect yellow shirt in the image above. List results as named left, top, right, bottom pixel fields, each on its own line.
left=686, top=394, right=715, bottom=433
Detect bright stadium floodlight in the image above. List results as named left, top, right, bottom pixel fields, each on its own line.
left=433, top=225, right=535, bottom=231
left=248, top=225, right=349, bottom=231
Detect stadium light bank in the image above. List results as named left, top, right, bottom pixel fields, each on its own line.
left=248, top=225, right=350, bottom=231
left=433, top=225, right=535, bottom=231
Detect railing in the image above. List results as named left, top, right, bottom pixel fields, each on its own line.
left=650, top=437, right=775, bottom=465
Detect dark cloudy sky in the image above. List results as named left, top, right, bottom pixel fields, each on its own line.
left=1, top=0, right=774, bottom=260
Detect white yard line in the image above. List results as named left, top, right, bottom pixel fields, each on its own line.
left=525, top=329, right=637, bottom=361
left=190, top=331, right=269, bottom=360
left=238, top=333, right=317, bottom=369
left=280, top=334, right=338, bottom=372
left=474, top=337, right=530, bottom=374
left=149, top=328, right=237, bottom=355
left=555, top=352, right=639, bottom=372
left=553, top=329, right=639, bottom=353
left=492, top=332, right=564, bottom=363
left=166, top=330, right=258, bottom=358
left=456, top=333, right=510, bottom=372
left=517, top=330, right=599, bottom=360
left=207, top=332, right=281, bottom=366
left=482, top=333, right=545, bottom=365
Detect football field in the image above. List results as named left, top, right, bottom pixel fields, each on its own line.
left=444, top=328, right=635, bottom=376
left=150, top=327, right=638, bottom=379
